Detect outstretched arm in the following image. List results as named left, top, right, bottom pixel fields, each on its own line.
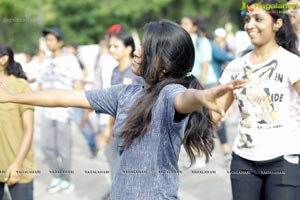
left=0, top=82, right=91, bottom=109
left=174, top=79, right=245, bottom=120
left=5, top=109, right=34, bottom=186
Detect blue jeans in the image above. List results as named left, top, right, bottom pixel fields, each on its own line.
left=72, top=108, right=97, bottom=154
left=0, top=181, right=33, bottom=200
left=217, top=121, right=228, bottom=144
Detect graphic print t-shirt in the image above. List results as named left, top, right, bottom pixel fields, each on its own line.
left=37, top=53, right=83, bottom=122
left=219, top=47, right=300, bottom=161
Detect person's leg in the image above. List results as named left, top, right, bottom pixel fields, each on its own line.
left=81, top=117, right=98, bottom=156
left=40, top=117, right=60, bottom=175
left=263, top=157, right=300, bottom=200
left=230, top=152, right=263, bottom=200
left=105, top=135, right=120, bottom=180
left=217, top=121, right=231, bottom=167
left=8, top=182, right=33, bottom=200
left=40, top=117, right=63, bottom=192
left=56, top=120, right=72, bottom=182
left=217, top=122, right=230, bottom=153
left=102, top=135, right=120, bottom=199
left=72, top=108, right=98, bottom=156
left=0, top=182, right=5, bottom=199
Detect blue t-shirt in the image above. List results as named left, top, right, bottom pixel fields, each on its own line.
left=85, top=84, right=189, bottom=200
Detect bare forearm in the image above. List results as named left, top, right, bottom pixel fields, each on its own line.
left=211, top=93, right=234, bottom=122
left=175, top=83, right=239, bottom=118
left=10, top=89, right=91, bottom=109
left=15, top=110, right=34, bottom=166
left=15, top=126, right=33, bottom=166
left=174, top=88, right=204, bottom=114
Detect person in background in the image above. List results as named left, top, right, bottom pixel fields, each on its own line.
left=36, top=27, right=83, bottom=193
left=22, top=50, right=44, bottom=91
left=0, top=44, right=36, bottom=200
left=66, top=43, right=99, bottom=159
left=287, top=0, right=300, bottom=51
left=92, top=24, right=123, bottom=136
left=213, top=28, right=234, bottom=56
left=180, top=16, right=216, bottom=87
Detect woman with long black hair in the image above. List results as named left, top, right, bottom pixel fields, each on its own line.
left=0, top=44, right=35, bottom=200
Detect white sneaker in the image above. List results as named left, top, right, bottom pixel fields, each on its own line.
left=59, top=180, right=74, bottom=193
left=47, top=177, right=62, bottom=193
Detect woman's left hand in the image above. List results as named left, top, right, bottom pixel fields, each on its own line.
left=200, top=79, right=247, bottom=116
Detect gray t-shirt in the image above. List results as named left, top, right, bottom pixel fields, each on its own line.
left=111, top=65, right=143, bottom=86
left=85, top=84, right=189, bottom=200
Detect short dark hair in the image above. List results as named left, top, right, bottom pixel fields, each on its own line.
left=42, top=27, right=65, bottom=41
left=110, top=33, right=135, bottom=58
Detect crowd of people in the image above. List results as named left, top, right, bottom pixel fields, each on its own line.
left=0, top=0, right=300, bottom=199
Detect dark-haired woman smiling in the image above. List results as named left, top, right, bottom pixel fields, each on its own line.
left=218, top=0, right=300, bottom=199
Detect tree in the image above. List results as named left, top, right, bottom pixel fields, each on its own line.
left=0, top=0, right=245, bottom=52
left=0, top=0, right=45, bottom=52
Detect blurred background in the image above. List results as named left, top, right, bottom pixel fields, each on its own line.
left=0, top=0, right=245, bottom=53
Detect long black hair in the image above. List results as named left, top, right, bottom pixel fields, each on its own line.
left=0, top=44, right=27, bottom=80
left=244, top=0, right=299, bottom=56
left=120, top=20, right=215, bottom=165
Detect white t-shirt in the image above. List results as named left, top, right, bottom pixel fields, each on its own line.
left=23, top=59, right=41, bottom=90
left=292, top=42, right=300, bottom=132
left=94, top=53, right=118, bottom=90
left=37, top=53, right=83, bottom=122
left=220, top=47, right=300, bottom=161
left=94, top=53, right=118, bottom=126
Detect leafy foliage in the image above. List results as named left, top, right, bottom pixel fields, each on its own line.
left=0, top=0, right=244, bottom=52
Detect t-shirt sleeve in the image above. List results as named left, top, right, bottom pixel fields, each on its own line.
left=85, top=85, right=125, bottom=117
left=219, top=58, right=242, bottom=84
left=160, top=85, right=189, bottom=129
left=287, top=55, right=300, bottom=85
left=19, top=81, right=34, bottom=114
left=36, top=60, right=47, bottom=84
